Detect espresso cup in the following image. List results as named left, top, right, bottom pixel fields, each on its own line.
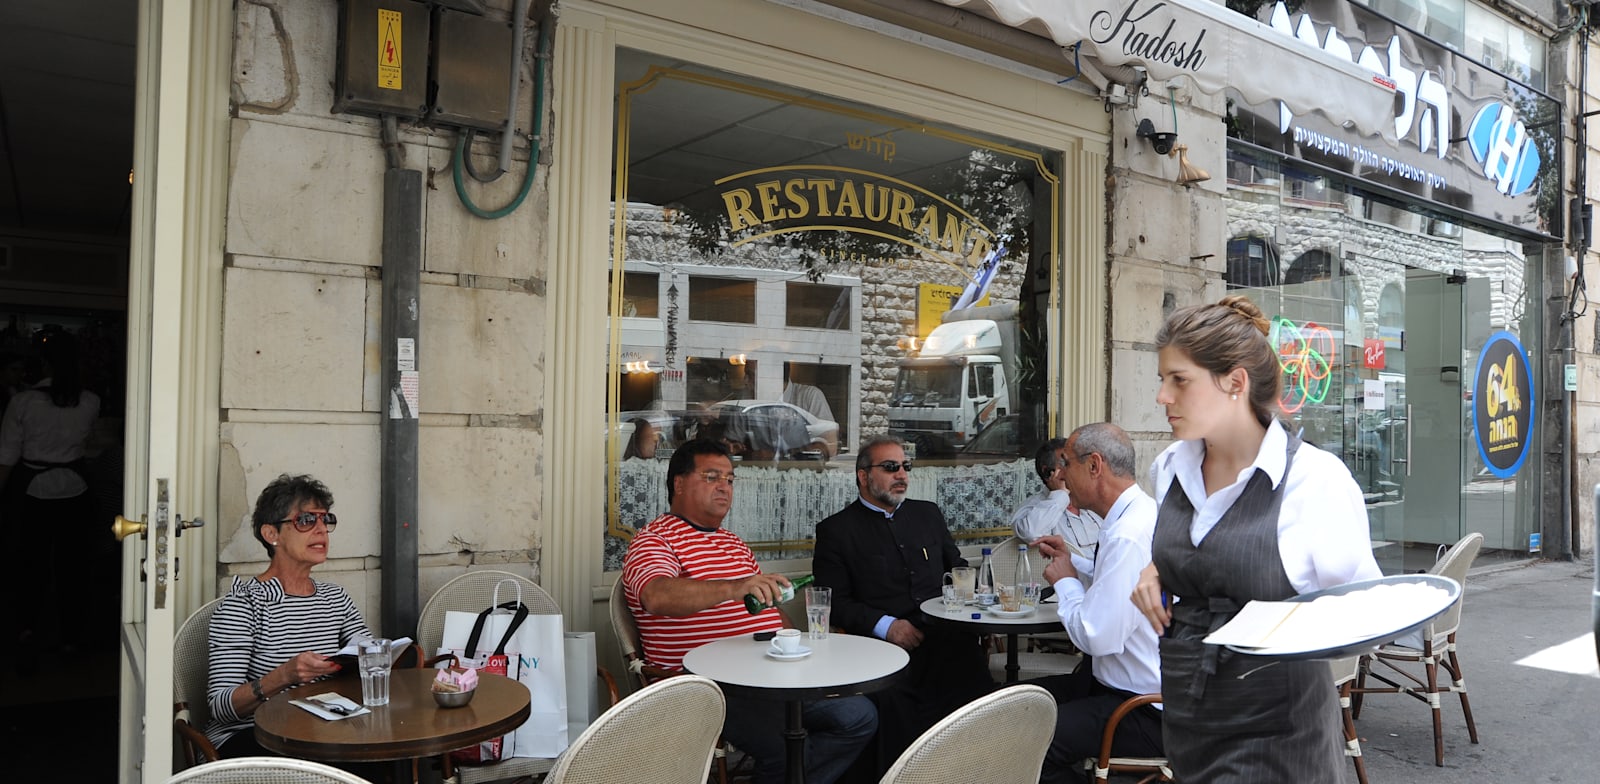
left=771, top=628, right=804, bottom=654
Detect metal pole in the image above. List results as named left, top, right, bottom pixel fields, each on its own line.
left=380, top=166, right=422, bottom=638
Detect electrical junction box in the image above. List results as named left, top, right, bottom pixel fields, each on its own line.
left=333, top=0, right=431, bottom=119
left=431, top=7, right=515, bottom=131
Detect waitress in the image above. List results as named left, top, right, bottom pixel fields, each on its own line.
left=1131, top=295, right=1380, bottom=782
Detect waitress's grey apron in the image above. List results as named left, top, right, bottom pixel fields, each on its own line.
left=1151, top=433, right=1347, bottom=783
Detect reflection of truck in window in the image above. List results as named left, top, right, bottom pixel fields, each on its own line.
left=889, top=304, right=1017, bottom=456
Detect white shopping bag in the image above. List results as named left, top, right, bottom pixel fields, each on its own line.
left=438, top=579, right=570, bottom=760
left=564, top=631, right=599, bottom=731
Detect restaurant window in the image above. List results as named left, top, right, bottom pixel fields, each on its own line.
left=787, top=282, right=852, bottom=330
left=605, top=48, right=1063, bottom=563
left=689, top=276, right=756, bottom=323
left=619, top=271, right=659, bottom=318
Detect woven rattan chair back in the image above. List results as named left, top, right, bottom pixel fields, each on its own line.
left=880, top=684, right=1056, bottom=784
left=544, top=674, right=725, bottom=784
left=166, top=756, right=375, bottom=783
left=608, top=576, right=649, bottom=687
left=173, top=598, right=225, bottom=768
left=1426, top=532, right=1483, bottom=641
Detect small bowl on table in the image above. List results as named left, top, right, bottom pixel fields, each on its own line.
left=433, top=687, right=476, bottom=708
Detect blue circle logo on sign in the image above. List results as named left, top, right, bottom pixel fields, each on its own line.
left=1471, top=331, right=1535, bottom=479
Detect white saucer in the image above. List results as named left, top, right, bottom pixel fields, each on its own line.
left=766, top=646, right=813, bottom=661
left=986, top=606, right=1036, bottom=619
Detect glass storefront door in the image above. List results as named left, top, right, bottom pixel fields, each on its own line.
left=1225, top=148, right=1545, bottom=573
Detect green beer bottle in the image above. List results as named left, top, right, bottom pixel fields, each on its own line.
left=744, top=574, right=815, bottom=614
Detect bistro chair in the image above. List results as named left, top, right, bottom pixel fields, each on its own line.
left=879, top=684, right=1056, bottom=784
left=608, top=577, right=737, bottom=784
left=1353, top=532, right=1483, bottom=766
left=173, top=598, right=225, bottom=770
left=1330, top=656, right=1370, bottom=784
left=544, top=675, right=726, bottom=784
left=165, top=756, right=374, bottom=784
left=1084, top=693, right=1171, bottom=784
left=418, top=570, right=618, bottom=784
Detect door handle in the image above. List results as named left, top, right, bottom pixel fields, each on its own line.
left=112, top=514, right=147, bottom=541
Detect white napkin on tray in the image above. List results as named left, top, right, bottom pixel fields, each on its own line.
left=289, top=692, right=370, bottom=721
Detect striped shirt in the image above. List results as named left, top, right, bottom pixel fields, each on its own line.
left=622, top=513, right=781, bottom=672
left=205, top=576, right=370, bottom=748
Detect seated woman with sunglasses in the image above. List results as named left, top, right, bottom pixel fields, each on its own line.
left=205, top=473, right=373, bottom=758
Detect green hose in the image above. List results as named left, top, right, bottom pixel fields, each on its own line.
left=453, top=20, right=549, bottom=220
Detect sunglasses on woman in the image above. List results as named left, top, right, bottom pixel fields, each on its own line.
left=277, top=511, right=338, bottom=532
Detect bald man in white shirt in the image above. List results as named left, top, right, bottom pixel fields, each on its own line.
left=1027, top=423, right=1163, bottom=784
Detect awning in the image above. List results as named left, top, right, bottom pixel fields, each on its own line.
left=932, top=0, right=1397, bottom=140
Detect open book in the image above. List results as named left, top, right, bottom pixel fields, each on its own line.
left=334, top=635, right=413, bottom=663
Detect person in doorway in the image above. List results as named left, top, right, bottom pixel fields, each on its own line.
left=205, top=474, right=373, bottom=759
left=813, top=435, right=993, bottom=774
left=1012, top=437, right=1099, bottom=573
left=1129, top=295, right=1380, bottom=782
left=623, top=417, right=659, bottom=460
left=0, top=332, right=101, bottom=651
left=622, top=439, right=876, bottom=784
left=1024, top=423, right=1163, bottom=783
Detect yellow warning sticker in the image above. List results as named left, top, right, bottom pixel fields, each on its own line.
left=378, top=9, right=402, bottom=91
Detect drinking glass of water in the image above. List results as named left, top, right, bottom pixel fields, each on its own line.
left=804, top=587, right=831, bottom=640
left=359, top=638, right=393, bottom=707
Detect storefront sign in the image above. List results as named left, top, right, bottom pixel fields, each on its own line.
left=1362, top=379, right=1385, bottom=411
left=1232, top=1, right=1560, bottom=235
left=717, top=165, right=1002, bottom=270
left=1471, top=331, right=1535, bottom=479
left=1269, top=315, right=1334, bottom=415
left=1362, top=338, right=1385, bottom=370
left=916, top=283, right=987, bottom=340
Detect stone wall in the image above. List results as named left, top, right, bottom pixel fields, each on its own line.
left=217, top=0, right=547, bottom=620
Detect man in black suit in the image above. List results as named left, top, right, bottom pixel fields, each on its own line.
left=813, top=435, right=993, bottom=774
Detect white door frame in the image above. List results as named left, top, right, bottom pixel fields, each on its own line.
left=118, top=1, right=229, bottom=780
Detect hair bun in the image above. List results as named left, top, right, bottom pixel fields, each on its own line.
left=1218, top=294, right=1269, bottom=336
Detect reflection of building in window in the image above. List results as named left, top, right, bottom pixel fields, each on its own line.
left=786, top=282, right=851, bottom=330
left=619, top=271, right=659, bottom=317
left=687, top=355, right=757, bottom=406
left=689, top=276, right=756, bottom=323
left=1226, top=235, right=1280, bottom=289
left=1284, top=249, right=1340, bottom=285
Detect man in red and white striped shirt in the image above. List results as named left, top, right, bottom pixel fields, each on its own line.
left=622, top=439, right=876, bottom=784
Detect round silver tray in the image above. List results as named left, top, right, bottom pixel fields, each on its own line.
left=1221, top=574, right=1461, bottom=661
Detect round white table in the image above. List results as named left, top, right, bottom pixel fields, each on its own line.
left=683, top=634, right=909, bottom=784
left=918, top=596, right=1066, bottom=682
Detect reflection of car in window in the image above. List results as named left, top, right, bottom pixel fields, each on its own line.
left=710, top=400, right=839, bottom=461
left=958, top=414, right=1024, bottom=461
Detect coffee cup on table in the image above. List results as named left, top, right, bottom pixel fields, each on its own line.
left=771, top=628, right=804, bottom=654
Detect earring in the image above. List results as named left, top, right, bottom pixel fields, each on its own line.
left=1231, top=393, right=1238, bottom=401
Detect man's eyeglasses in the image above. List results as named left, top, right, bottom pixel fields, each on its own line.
left=869, top=460, right=913, bottom=473
left=695, top=470, right=737, bottom=486
left=277, top=511, right=338, bottom=532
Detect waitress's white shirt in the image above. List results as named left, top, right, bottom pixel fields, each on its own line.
left=1150, top=420, right=1381, bottom=595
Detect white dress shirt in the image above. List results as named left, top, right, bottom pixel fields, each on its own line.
left=1011, top=488, right=1097, bottom=578
left=1052, top=484, right=1162, bottom=699
left=0, top=381, right=101, bottom=499
left=1150, top=420, right=1381, bottom=596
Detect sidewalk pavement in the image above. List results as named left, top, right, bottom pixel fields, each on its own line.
left=1353, top=558, right=1599, bottom=783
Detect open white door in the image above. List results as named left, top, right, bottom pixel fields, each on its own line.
left=117, top=1, right=229, bottom=780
